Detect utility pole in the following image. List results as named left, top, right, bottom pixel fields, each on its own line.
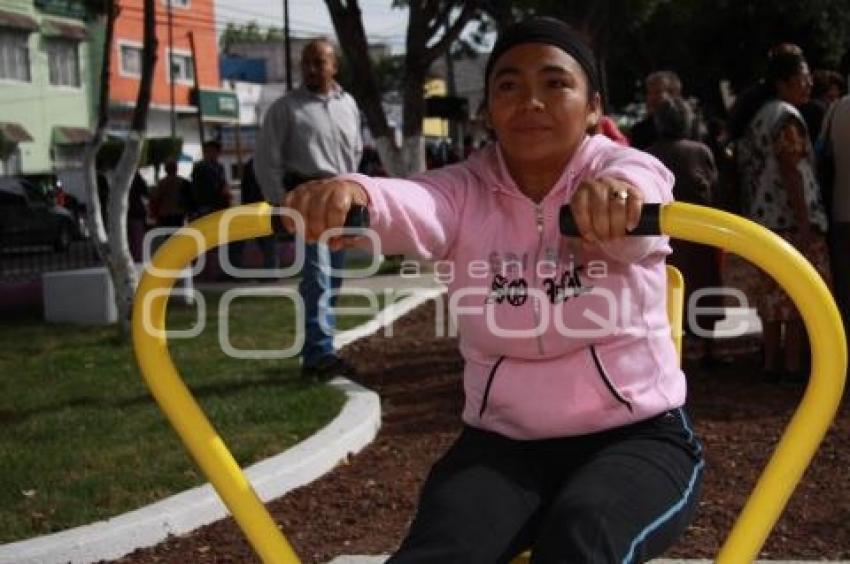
left=283, top=0, right=292, bottom=90
left=188, top=31, right=204, bottom=144
left=167, top=0, right=175, bottom=139
left=443, top=10, right=461, bottom=154
left=230, top=80, right=244, bottom=182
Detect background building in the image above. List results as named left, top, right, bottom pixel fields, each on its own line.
left=0, top=0, right=95, bottom=181
left=108, top=0, right=237, bottom=181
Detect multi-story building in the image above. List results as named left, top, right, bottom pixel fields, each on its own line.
left=0, top=0, right=95, bottom=179
left=109, top=0, right=237, bottom=174
left=0, top=0, right=238, bottom=191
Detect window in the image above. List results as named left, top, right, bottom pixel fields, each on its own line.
left=47, top=38, right=80, bottom=87
left=53, top=144, right=85, bottom=168
left=0, top=147, right=22, bottom=176
left=0, top=29, right=31, bottom=82
left=168, top=51, right=194, bottom=84
left=162, top=0, right=190, bottom=7
left=119, top=43, right=141, bottom=77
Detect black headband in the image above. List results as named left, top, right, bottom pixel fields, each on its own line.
left=484, top=17, right=599, bottom=100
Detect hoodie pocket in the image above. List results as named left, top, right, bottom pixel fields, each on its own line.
left=589, top=345, right=633, bottom=412
left=479, top=356, right=506, bottom=417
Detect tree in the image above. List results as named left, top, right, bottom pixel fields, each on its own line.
left=325, top=1, right=482, bottom=176
left=220, top=21, right=284, bottom=53
left=497, top=0, right=850, bottom=114
left=607, top=0, right=850, bottom=112
left=82, top=0, right=157, bottom=336
left=218, top=20, right=283, bottom=53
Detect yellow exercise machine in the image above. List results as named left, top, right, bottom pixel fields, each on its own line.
left=132, top=202, right=845, bottom=563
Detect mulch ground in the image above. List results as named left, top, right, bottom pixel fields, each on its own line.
left=113, top=301, right=850, bottom=563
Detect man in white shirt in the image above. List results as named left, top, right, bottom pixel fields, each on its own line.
left=254, top=38, right=363, bottom=380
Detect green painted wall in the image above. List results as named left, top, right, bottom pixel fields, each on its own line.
left=0, top=0, right=95, bottom=175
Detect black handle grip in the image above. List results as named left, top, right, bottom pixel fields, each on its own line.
left=342, top=204, right=370, bottom=229
left=559, top=203, right=662, bottom=237
left=271, top=204, right=370, bottom=234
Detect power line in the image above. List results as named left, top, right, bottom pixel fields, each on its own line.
left=117, top=8, right=405, bottom=45
left=116, top=8, right=330, bottom=38
left=119, top=2, right=408, bottom=40
left=213, top=0, right=407, bottom=40
left=214, top=2, right=331, bottom=32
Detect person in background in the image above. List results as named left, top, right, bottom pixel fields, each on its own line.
left=149, top=159, right=189, bottom=229
left=629, top=70, right=683, bottom=150
left=825, top=94, right=850, bottom=347
left=190, top=140, right=236, bottom=279
left=149, top=159, right=194, bottom=302
left=729, top=45, right=831, bottom=385
left=704, top=116, right=739, bottom=213
left=358, top=146, right=387, bottom=176
left=51, top=180, right=68, bottom=207
left=648, top=97, right=723, bottom=364
left=127, top=172, right=148, bottom=263
left=800, top=69, right=846, bottom=146
left=596, top=115, right=630, bottom=146
left=239, top=158, right=279, bottom=272
left=282, top=17, right=702, bottom=561
left=189, top=140, right=231, bottom=219
left=95, top=170, right=148, bottom=260
left=805, top=70, right=847, bottom=220
left=254, top=38, right=363, bottom=380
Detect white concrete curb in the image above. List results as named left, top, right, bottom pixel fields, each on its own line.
left=0, top=378, right=379, bottom=564
left=0, top=287, right=445, bottom=564
left=334, top=286, right=447, bottom=350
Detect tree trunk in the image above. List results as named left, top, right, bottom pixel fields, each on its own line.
left=82, top=0, right=156, bottom=337
left=111, top=0, right=156, bottom=335
left=325, top=0, right=406, bottom=175
left=83, top=1, right=114, bottom=256
left=109, top=136, right=144, bottom=335
left=324, top=0, right=479, bottom=177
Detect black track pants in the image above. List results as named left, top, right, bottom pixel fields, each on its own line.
left=387, top=409, right=704, bottom=564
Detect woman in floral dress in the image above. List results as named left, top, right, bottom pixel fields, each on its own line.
left=729, top=45, right=832, bottom=383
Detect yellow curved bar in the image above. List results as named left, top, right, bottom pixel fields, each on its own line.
left=131, top=203, right=300, bottom=564
left=661, top=202, right=847, bottom=563
left=666, top=265, right=685, bottom=362
left=133, top=201, right=845, bottom=563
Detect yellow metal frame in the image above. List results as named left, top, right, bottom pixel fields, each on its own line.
left=666, top=265, right=685, bottom=362
left=132, top=201, right=846, bottom=564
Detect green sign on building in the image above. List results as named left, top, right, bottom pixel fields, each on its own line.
left=196, top=90, right=240, bottom=122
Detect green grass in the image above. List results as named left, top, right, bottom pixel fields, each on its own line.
left=0, top=291, right=384, bottom=543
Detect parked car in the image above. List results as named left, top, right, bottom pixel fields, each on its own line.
left=0, top=177, right=78, bottom=252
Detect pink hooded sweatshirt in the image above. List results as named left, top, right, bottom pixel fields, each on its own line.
left=343, top=134, right=681, bottom=440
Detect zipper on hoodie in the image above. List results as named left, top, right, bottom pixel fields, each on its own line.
left=479, top=356, right=506, bottom=417
left=589, top=345, right=633, bottom=412
left=531, top=204, right=546, bottom=356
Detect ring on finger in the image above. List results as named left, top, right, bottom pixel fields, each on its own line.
left=611, top=188, right=629, bottom=202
